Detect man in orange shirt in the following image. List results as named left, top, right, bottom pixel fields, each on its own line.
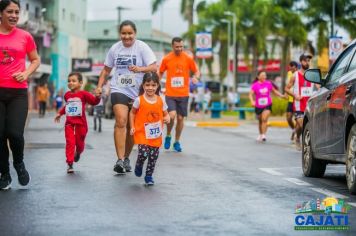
left=159, top=37, right=200, bottom=152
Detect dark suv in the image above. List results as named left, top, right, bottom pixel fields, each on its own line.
left=303, top=39, right=356, bottom=194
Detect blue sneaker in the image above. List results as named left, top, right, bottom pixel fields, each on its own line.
left=135, top=164, right=143, bottom=177
left=173, top=142, right=182, bottom=152
left=164, top=136, right=171, bottom=150
left=144, top=176, right=154, bottom=185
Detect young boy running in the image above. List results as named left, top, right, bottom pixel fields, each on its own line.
left=55, top=72, right=101, bottom=173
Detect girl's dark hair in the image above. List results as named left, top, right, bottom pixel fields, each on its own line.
left=139, top=72, right=161, bottom=96
left=0, top=0, right=20, bottom=12
left=253, top=71, right=266, bottom=83
left=119, top=20, right=137, bottom=33
left=68, top=72, right=83, bottom=82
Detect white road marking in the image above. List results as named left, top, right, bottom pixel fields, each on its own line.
left=284, top=178, right=312, bottom=186
left=259, top=168, right=283, bottom=176
left=310, top=188, right=349, bottom=199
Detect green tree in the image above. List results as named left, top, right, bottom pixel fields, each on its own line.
left=152, top=0, right=196, bottom=50
left=271, top=0, right=307, bottom=90
left=302, top=0, right=356, bottom=55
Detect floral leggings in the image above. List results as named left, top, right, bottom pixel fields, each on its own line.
left=136, top=144, right=160, bottom=176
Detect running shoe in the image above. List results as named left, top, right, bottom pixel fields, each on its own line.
left=164, top=136, right=171, bottom=150
left=134, top=164, right=143, bottom=177
left=123, top=158, right=132, bottom=172
left=74, top=152, right=81, bottom=162
left=261, top=134, right=267, bottom=142
left=14, top=162, right=31, bottom=186
left=67, top=164, right=74, bottom=174
left=113, top=159, right=126, bottom=174
left=0, top=173, right=12, bottom=190
left=256, top=135, right=262, bottom=142
left=173, top=141, right=182, bottom=152
left=144, top=176, right=154, bottom=186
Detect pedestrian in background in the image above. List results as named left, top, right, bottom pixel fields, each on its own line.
left=249, top=71, right=284, bottom=142
left=159, top=37, right=200, bottom=152
left=129, top=72, right=170, bottom=185
left=54, top=89, right=64, bottom=112
left=95, top=20, right=157, bottom=174
left=36, top=83, right=50, bottom=117
left=54, top=72, right=101, bottom=173
left=0, top=0, right=40, bottom=190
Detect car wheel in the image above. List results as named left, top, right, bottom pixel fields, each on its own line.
left=302, top=122, right=326, bottom=177
left=346, top=124, right=356, bottom=194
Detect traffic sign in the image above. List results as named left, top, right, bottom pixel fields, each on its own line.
left=196, top=32, right=212, bottom=59
left=329, top=36, right=343, bottom=61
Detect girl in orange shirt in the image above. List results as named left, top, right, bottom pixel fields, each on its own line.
left=129, top=72, right=170, bottom=185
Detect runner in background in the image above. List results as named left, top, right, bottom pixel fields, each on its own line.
left=285, top=53, right=313, bottom=150
left=249, top=71, right=284, bottom=142
left=159, top=37, right=200, bottom=152
left=285, top=61, right=298, bottom=141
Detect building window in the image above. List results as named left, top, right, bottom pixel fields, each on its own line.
left=26, top=3, right=29, bottom=11
left=62, top=9, right=66, bottom=20
left=103, top=29, right=109, bottom=36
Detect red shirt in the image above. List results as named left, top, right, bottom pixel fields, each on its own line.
left=293, top=71, right=312, bottom=112
left=59, top=90, right=100, bottom=127
left=0, top=27, right=37, bottom=88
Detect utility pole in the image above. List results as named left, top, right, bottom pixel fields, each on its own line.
left=117, top=6, right=129, bottom=25
left=224, top=11, right=237, bottom=92
left=331, top=0, right=335, bottom=36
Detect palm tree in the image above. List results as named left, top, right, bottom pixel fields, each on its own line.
left=152, top=0, right=196, bottom=50
left=302, top=0, right=356, bottom=55
left=271, top=0, right=307, bottom=90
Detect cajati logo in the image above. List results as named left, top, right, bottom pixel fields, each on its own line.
left=294, top=197, right=351, bottom=230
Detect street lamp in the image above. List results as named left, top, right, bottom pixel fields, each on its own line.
left=221, top=19, right=232, bottom=96
left=224, top=11, right=237, bottom=92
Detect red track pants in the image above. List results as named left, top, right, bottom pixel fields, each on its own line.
left=65, top=124, right=87, bottom=164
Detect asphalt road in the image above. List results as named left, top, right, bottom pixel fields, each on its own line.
left=0, top=113, right=355, bottom=236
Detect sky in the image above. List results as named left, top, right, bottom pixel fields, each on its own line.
left=87, top=0, right=189, bottom=37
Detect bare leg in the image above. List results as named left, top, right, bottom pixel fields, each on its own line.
left=166, top=111, right=177, bottom=136
left=286, top=112, right=295, bottom=129
left=261, top=110, right=271, bottom=135
left=124, top=120, right=134, bottom=158
left=113, top=104, right=129, bottom=160
left=175, top=115, right=184, bottom=142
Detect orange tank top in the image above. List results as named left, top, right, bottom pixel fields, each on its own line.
left=134, top=95, right=164, bottom=147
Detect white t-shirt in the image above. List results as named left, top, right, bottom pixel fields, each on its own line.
left=104, top=40, right=157, bottom=99
left=133, top=94, right=168, bottom=111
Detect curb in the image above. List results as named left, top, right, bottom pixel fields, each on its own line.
left=267, top=121, right=289, bottom=128
left=195, top=122, right=239, bottom=127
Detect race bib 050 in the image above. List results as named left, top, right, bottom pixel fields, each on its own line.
left=117, top=74, right=136, bottom=87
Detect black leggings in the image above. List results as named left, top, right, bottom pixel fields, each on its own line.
left=0, top=88, right=28, bottom=175
left=136, top=144, right=159, bottom=176
left=39, top=101, right=46, bottom=116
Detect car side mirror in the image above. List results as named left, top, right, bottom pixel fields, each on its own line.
left=304, top=69, right=324, bottom=85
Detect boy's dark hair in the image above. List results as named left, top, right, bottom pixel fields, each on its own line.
left=172, top=37, right=183, bottom=45
left=68, top=72, right=83, bottom=82
left=119, top=20, right=137, bottom=33
left=139, top=72, right=161, bottom=96
left=0, top=0, right=20, bottom=12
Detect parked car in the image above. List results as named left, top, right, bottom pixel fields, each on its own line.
left=303, top=39, right=356, bottom=194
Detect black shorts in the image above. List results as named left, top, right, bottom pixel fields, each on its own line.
left=165, top=96, right=189, bottom=117
left=255, top=105, right=272, bottom=115
left=294, top=111, right=304, bottom=120
left=111, top=93, right=134, bottom=108
left=286, top=102, right=293, bottom=113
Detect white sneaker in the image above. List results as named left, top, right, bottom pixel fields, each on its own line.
left=256, top=135, right=262, bottom=142
left=261, top=134, right=267, bottom=142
